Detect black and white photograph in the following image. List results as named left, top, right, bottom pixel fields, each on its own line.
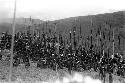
left=0, top=0, right=125, bottom=83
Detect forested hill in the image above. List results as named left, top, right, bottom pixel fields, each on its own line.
left=0, top=11, right=125, bottom=34
left=0, top=11, right=125, bottom=45
left=0, top=18, right=43, bottom=34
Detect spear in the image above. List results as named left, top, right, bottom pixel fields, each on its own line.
left=90, top=29, right=93, bottom=49
left=45, top=20, right=48, bottom=34
left=73, top=26, right=76, bottom=52
left=80, top=22, right=82, bottom=39
left=78, top=19, right=82, bottom=47
left=90, top=17, right=93, bottom=48
left=118, top=35, right=120, bottom=50
left=54, top=23, right=60, bottom=79
left=9, top=0, right=17, bottom=82
left=96, top=27, right=100, bottom=46
left=112, top=28, right=115, bottom=58
left=99, top=25, right=102, bottom=54
left=107, top=23, right=113, bottom=83
left=53, top=23, right=56, bottom=50
left=70, top=30, right=72, bottom=45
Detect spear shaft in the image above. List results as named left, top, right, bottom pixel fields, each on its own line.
left=9, top=0, right=17, bottom=82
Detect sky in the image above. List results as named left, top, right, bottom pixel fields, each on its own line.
left=0, top=0, right=125, bottom=21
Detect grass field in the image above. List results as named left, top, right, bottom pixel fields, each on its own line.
left=0, top=59, right=125, bottom=83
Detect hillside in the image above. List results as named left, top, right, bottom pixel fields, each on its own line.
left=0, top=17, right=43, bottom=34
left=0, top=11, right=125, bottom=54
left=0, top=11, right=124, bottom=34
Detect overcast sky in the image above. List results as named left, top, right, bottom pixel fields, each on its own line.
left=0, top=0, right=125, bottom=21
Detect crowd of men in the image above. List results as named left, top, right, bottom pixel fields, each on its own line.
left=0, top=28, right=125, bottom=81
